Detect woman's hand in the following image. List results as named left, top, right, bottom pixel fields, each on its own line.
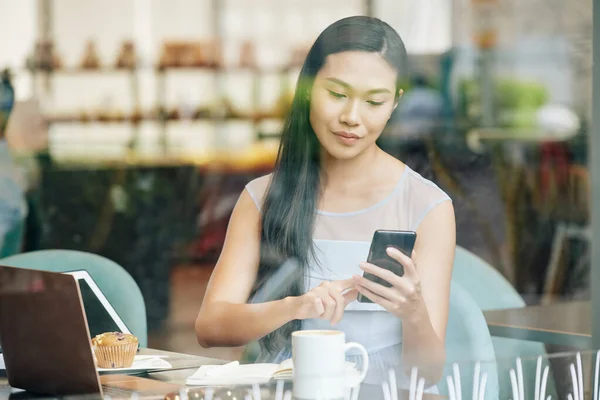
left=352, top=247, right=426, bottom=322
left=292, top=279, right=358, bottom=325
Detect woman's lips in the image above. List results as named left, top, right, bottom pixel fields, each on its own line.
left=334, top=131, right=361, bottom=145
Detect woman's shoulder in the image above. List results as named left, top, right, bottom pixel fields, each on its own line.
left=245, top=173, right=273, bottom=211
left=401, top=166, right=452, bottom=230
left=403, top=165, right=450, bottom=201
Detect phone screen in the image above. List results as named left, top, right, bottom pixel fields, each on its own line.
left=358, top=230, right=417, bottom=303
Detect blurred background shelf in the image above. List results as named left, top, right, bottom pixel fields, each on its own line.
left=22, top=65, right=302, bottom=74
left=45, top=114, right=286, bottom=124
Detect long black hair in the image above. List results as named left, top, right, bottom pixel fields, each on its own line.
left=250, top=15, right=408, bottom=355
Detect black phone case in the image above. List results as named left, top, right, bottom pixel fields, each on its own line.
left=357, top=230, right=417, bottom=303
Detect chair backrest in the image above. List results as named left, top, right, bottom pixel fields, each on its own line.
left=451, top=246, right=556, bottom=399
left=452, top=246, right=525, bottom=310
left=0, top=216, right=25, bottom=259
left=0, top=249, right=147, bottom=347
left=441, top=281, right=499, bottom=399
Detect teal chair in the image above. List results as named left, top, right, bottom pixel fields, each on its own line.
left=0, top=217, right=25, bottom=258
left=0, top=249, right=148, bottom=347
left=452, top=246, right=556, bottom=399
left=452, top=247, right=526, bottom=310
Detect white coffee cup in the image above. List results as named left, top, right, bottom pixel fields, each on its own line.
left=292, top=330, right=369, bottom=400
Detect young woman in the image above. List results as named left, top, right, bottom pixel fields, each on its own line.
left=195, top=16, right=456, bottom=386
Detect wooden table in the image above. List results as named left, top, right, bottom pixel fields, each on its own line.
left=0, top=348, right=444, bottom=400
left=483, top=300, right=592, bottom=348
left=0, top=348, right=226, bottom=400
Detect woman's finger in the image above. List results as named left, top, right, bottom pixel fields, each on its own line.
left=327, top=286, right=346, bottom=325
left=333, top=278, right=356, bottom=291
left=315, top=286, right=336, bottom=321
left=359, top=261, right=403, bottom=287
left=355, top=284, right=397, bottom=312
left=359, top=262, right=421, bottom=300
left=352, top=274, right=399, bottom=302
left=313, top=297, right=325, bottom=316
left=343, top=288, right=358, bottom=305
left=386, top=247, right=418, bottom=279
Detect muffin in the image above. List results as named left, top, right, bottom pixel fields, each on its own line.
left=91, top=332, right=138, bottom=368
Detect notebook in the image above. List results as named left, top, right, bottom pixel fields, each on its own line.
left=186, top=359, right=360, bottom=386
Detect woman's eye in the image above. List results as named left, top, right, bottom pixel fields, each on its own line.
left=367, top=100, right=385, bottom=106
left=327, top=90, right=346, bottom=99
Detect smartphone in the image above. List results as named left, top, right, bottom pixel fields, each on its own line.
left=357, top=230, right=417, bottom=303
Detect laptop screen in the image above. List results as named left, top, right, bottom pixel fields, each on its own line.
left=63, top=271, right=131, bottom=338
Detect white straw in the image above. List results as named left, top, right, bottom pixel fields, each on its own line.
left=252, top=383, right=261, bottom=400
left=453, top=363, right=462, bottom=400
left=275, top=380, right=284, bottom=400
left=595, top=350, right=600, bottom=400
left=390, top=368, right=399, bottom=400
left=535, top=357, right=542, bottom=400
left=447, top=377, right=457, bottom=400
left=570, top=364, right=579, bottom=400
left=478, top=373, right=488, bottom=400
left=416, top=377, right=425, bottom=400
left=473, top=362, right=480, bottom=400
left=510, top=369, right=519, bottom=400
left=409, top=367, right=417, bottom=400
left=517, top=358, right=524, bottom=400
left=541, top=365, right=549, bottom=400
left=577, top=353, right=584, bottom=400
left=382, top=381, right=392, bottom=400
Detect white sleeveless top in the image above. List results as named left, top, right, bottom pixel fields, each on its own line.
left=245, top=165, right=451, bottom=383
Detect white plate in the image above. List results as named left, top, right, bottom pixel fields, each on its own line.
left=97, top=355, right=172, bottom=375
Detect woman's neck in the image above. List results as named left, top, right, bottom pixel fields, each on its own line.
left=320, top=145, right=382, bottom=190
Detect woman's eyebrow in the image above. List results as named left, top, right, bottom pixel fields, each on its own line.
left=324, top=77, right=392, bottom=94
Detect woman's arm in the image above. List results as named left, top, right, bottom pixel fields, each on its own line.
left=353, top=200, right=455, bottom=383
left=400, top=200, right=455, bottom=381
left=195, top=189, right=357, bottom=348
left=195, top=189, right=292, bottom=347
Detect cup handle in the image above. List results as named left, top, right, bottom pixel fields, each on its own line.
left=344, top=342, right=369, bottom=387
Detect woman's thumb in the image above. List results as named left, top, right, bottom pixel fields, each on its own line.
left=343, top=289, right=358, bottom=305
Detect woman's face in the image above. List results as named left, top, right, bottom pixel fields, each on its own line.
left=309, top=51, right=400, bottom=161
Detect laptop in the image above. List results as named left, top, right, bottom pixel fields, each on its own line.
left=0, top=265, right=205, bottom=398
left=0, top=269, right=131, bottom=358
left=0, top=265, right=104, bottom=396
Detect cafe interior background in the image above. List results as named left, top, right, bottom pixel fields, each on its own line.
left=0, top=0, right=595, bottom=394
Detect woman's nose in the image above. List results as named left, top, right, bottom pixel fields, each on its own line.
left=339, top=99, right=360, bottom=126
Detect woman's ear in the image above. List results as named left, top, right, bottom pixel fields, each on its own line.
left=393, top=88, right=404, bottom=110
